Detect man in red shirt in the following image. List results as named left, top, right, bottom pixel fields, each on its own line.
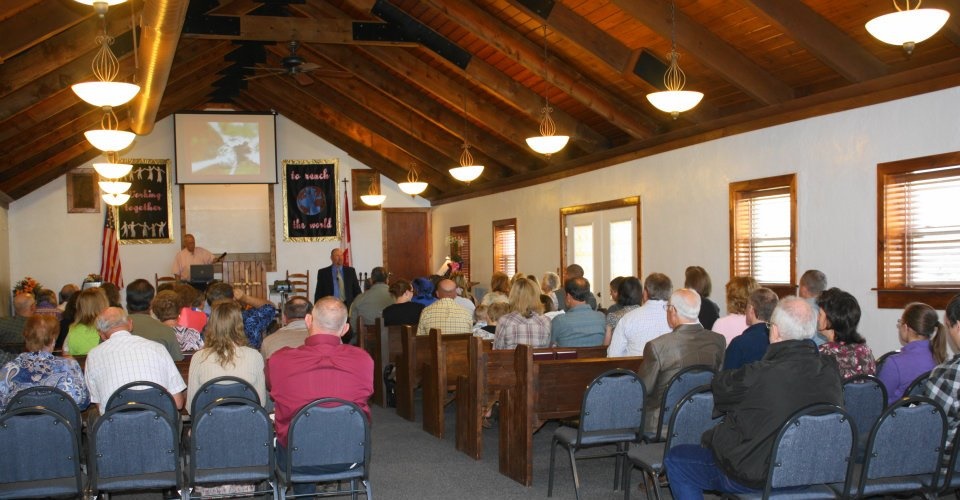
left=267, top=295, right=374, bottom=451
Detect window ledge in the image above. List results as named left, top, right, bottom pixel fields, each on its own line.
left=875, top=288, right=960, bottom=309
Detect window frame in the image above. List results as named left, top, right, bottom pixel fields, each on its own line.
left=876, top=151, right=960, bottom=309
left=728, top=173, right=797, bottom=297
left=448, top=225, right=471, bottom=281
left=492, top=218, right=517, bottom=276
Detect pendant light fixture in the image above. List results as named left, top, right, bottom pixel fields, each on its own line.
left=866, top=0, right=950, bottom=54
left=397, top=164, right=428, bottom=197
left=85, top=108, right=136, bottom=152
left=450, top=98, right=484, bottom=183
left=525, top=25, right=569, bottom=157
left=102, top=193, right=131, bottom=206
left=646, top=0, right=704, bottom=119
left=360, top=179, right=386, bottom=206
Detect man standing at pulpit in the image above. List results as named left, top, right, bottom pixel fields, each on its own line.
left=315, top=248, right=362, bottom=308
left=172, top=234, right=214, bottom=281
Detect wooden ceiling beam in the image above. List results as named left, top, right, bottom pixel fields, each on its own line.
left=0, top=0, right=94, bottom=63
left=182, top=15, right=418, bottom=46
left=920, top=0, right=960, bottom=47
left=406, top=0, right=659, bottom=139
left=248, top=78, right=458, bottom=194
left=294, top=43, right=544, bottom=172
left=741, top=0, right=887, bottom=82
left=611, top=0, right=794, bottom=105
left=206, top=0, right=262, bottom=17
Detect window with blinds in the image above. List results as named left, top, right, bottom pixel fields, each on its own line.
left=493, top=218, right=517, bottom=276
left=878, top=152, right=960, bottom=308
left=729, top=174, right=796, bottom=289
left=449, top=225, right=471, bottom=280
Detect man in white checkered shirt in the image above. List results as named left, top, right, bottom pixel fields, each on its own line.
left=85, top=307, right=187, bottom=413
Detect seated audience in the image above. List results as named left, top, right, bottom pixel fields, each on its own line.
left=100, top=282, right=122, bottom=308
left=558, top=264, right=598, bottom=310
left=638, top=289, right=725, bottom=435
left=472, top=304, right=491, bottom=338
left=349, top=266, right=393, bottom=335
left=493, top=278, right=551, bottom=350
left=152, top=290, right=203, bottom=352
left=64, top=287, right=108, bottom=356
left=606, top=276, right=627, bottom=316
left=480, top=272, right=510, bottom=306
left=451, top=272, right=476, bottom=312
left=267, top=296, right=373, bottom=496
left=56, top=292, right=79, bottom=350
left=382, top=279, right=425, bottom=326
left=879, top=302, right=945, bottom=404
left=723, top=287, right=778, bottom=370
left=85, top=307, right=186, bottom=412
left=603, top=276, right=642, bottom=346
left=712, top=276, right=759, bottom=345
left=799, top=269, right=829, bottom=345
left=411, top=277, right=438, bottom=307
left=665, top=296, right=842, bottom=497
left=922, top=294, right=960, bottom=447
left=58, top=284, right=79, bottom=312
left=0, top=315, right=90, bottom=412
left=187, top=300, right=267, bottom=412
left=417, top=279, right=474, bottom=336
left=540, top=271, right=561, bottom=312
left=261, top=296, right=311, bottom=360
left=34, top=288, right=61, bottom=320
left=205, top=282, right=276, bottom=350
left=685, top=265, right=720, bottom=330
left=127, top=279, right=184, bottom=361
left=550, top=277, right=605, bottom=347
left=0, top=292, right=35, bottom=344
left=817, top=287, right=876, bottom=378
left=607, top=273, right=673, bottom=357
left=174, top=283, right=207, bottom=332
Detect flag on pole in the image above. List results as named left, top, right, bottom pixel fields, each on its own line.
left=341, top=180, right=352, bottom=267
left=100, top=208, right=124, bottom=287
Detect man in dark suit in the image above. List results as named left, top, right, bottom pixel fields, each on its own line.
left=315, top=248, right=362, bottom=308
left=637, top=288, right=725, bottom=435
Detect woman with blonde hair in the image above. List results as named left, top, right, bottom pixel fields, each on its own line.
left=878, top=302, right=945, bottom=404
left=187, top=301, right=266, bottom=412
left=712, top=276, right=759, bottom=345
left=64, top=287, right=109, bottom=355
left=481, top=271, right=511, bottom=306
left=493, top=278, right=551, bottom=350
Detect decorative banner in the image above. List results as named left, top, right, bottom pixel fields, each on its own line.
left=282, top=159, right=341, bottom=241
left=117, top=159, right=174, bottom=244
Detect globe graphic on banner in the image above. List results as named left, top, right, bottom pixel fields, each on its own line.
left=296, top=186, right=326, bottom=216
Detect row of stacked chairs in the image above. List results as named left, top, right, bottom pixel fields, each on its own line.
left=0, top=377, right=371, bottom=500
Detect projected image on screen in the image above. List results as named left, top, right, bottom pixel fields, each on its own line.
left=191, top=122, right=262, bottom=175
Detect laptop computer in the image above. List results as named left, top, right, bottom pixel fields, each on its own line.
left=190, top=264, right=214, bottom=283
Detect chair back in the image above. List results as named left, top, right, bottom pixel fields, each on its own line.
left=190, top=397, right=274, bottom=487
left=861, top=397, right=945, bottom=491
left=282, top=398, right=371, bottom=484
left=89, top=402, right=181, bottom=493
left=0, top=407, right=82, bottom=498
left=286, top=270, right=310, bottom=296
left=5, top=385, right=82, bottom=433
left=904, top=372, right=931, bottom=398
left=104, top=380, right=179, bottom=421
left=190, top=376, right=260, bottom=416
left=664, top=385, right=720, bottom=452
left=577, top=369, right=646, bottom=445
left=842, top=374, right=887, bottom=454
left=874, top=350, right=898, bottom=375
left=656, top=365, right=716, bottom=441
left=764, top=404, right=856, bottom=496
left=155, top=273, right=178, bottom=289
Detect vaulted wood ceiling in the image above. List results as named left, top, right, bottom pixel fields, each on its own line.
left=2, top=0, right=958, bottom=206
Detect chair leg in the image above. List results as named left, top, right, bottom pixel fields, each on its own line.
left=650, top=470, right=664, bottom=500
left=548, top=437, right=559, bottom=497
left=623, top=459, right=632, bottom=500
left=568, top=447, right=582, bottom=500
left=614, top=443, right=626, bottom=491
left=351, top=478, right=358, bottom=500
left=363, top=479, right=372, bottom=500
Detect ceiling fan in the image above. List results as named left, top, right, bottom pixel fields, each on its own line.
left=245, top=40, right=352, bottom=85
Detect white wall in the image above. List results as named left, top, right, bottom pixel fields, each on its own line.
left=431, top=86, right=960, bottom=355
left=7, top=114, right=428, bottom=305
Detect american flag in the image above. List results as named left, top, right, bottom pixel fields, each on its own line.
left=100, top=208, right=123, bottom=287
left=340, top=181, right=352, bottom=267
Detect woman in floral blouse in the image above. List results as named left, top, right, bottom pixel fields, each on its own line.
left=0, top=315, right=89, bottom=412
left=816, top=287, right=876, bottom=378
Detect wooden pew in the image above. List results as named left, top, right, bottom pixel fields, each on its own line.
left=421, top=329, right=472, bottom=438
left=356, top=318, right=385, bottom=407
left=395, top=325, right=429, bottom=421
left=454, top=337, right=606, bottom=459
left=499, top=344, right=644, bottom=486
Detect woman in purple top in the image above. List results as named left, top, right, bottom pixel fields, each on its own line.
left=877, top=302, right=947, bottom=404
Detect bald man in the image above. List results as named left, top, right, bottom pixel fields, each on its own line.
left=172, top=233, right=214, bottom=281
left=416, top=279, right=473, bottom=336
left=0, top=293, right=35, bottom=344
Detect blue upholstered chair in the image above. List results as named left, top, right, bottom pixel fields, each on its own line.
left=0, top=407, right=83, bottom=499
left=842, top=374, right=887, bottom=459
left=646, top=364, right=716, bottom=442
left=105, top=380, right=180, bottom=421
left=189, top=375, right=260, bottom=417
left=5, top=385, right=83, bottom=450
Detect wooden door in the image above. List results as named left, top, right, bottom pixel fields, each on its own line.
left=383, top=208, right=431, bottom=280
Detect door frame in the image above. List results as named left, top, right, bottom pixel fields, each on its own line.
left=382, top=207, right=432, bottom=278
left=559, top=196, right=642, bottom=283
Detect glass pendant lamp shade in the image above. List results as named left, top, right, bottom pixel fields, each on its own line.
left=360, top=194, right=386, bottom=206
left=397, top=181, right=428, bottom=196
left=647, top=90, right=704, bottom=117
left=526, top=134, right=570, bottom=155
left=449, top=165, right=484, bottom=183
left=72, top=82, right=140, bottom=108
left=102, top=193, right=130, bottom=206
left=98, top=181, right=131, bottom=195
left=85, top=129, right=135, bottom=152
left=73, top=0, right=128, bottom=5
left=866, top=7, right=949, bottom=53
left=93, top=162, right=133, bottom=179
